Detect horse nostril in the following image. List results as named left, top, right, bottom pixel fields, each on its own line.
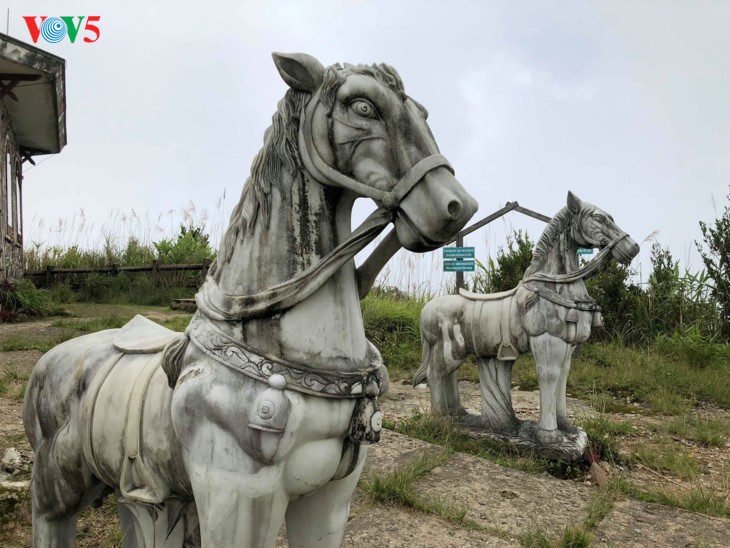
left=447, top=200, right=463, bottom=219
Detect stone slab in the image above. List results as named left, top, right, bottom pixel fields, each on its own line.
left=411, top=452, right=593, bottom=538
left=342, top=505, right=517, bottom=547
left=593, top=499, right=730, bottom=547
left=361, top=429, right=445, bottom=481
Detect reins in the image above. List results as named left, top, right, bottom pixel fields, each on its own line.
left=522, top=232, right=630, bottom=285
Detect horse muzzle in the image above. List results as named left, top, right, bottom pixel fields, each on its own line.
left=394, top=167, right=478, bottom=252
left=611, top=235, right=640, bottom=265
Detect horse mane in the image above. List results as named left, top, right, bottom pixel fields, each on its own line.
left=215, top=62, right=407, bottom=269
left=522, top=206, right=574, bottom=278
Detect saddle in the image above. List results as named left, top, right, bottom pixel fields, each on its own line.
left=113, top=314, right=181, bottom=353
left=459, top=285, right=518, bottom=302
left=84, top=316, right=184, bottom=504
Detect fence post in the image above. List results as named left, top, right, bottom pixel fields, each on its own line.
left=201, top=257, right=211, bottom=283
left=152, top=259, right=160, bottom=286
left=45, top=265, right=53, bottom=287
left=455, top=234, right=464, bottom=293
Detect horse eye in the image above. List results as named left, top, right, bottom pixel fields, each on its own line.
left=351, top=100, right=376, bottom=118
left=594, top=214, right=605, bottom=223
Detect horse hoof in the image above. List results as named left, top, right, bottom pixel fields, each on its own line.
left=557, top=418, right=577, bottom=433
left=536, top=428, right=564, bottom=445
left=448, top=405, right=469, bottom=417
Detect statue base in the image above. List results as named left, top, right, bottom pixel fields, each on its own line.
left=459, top=413, right=588, bottom=462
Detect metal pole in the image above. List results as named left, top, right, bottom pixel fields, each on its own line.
left=455, top=234, right=464, bottom=293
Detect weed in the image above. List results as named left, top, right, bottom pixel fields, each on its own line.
left=361, top=292, right=424, bottom=380
left=51, top=316, right=129, bottom=333
left=615, top=478, right=730, bottom=518
left=631, top=442, right=704, bottom=479
left=663, top=415, right=730, bottom=448
left=161, top=316, right=192, bottom=333
left=388, top=412, right=586, bottom=478
left=577, top=415, right=634, bottom=463
left=519, top=527, right=552, bottom=548
left=559, top=526, right=591, bottom=548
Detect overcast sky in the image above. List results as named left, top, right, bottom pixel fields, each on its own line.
left=9, top=0, right=730, bottom=291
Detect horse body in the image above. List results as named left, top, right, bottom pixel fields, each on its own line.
left=24, top=53, right=477, bottom=547
left=415, top=192, right=639, bottom=451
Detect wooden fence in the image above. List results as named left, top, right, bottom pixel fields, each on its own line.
left=26, top=258, right=213, bottom=287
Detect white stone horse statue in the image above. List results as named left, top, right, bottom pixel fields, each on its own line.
left=413, top=192, right=638, bottom=460
left=23, top=53, right=477, bottom=547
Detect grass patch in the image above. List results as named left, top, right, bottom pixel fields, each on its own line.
left=564, top=342, right=730, bottom=413
left=519, top=525, right=590, bottom=548
left=362, top=450, right=513, bottom=538
left=0, top=334, right=75, bottom=353
left=362, top=450, right=470, bottom=524
left=578, top=415, right=634, bottom=463
left=51, top=316, right=129, bottom=333
left=160, top=315, right=192, bottom=332
left=631, top=442, right=704, bottom=479
left=361, top=291, right=424, bottom=380
left=615, top=478, right=730, bottom=518
left=660, top=415, right=730, bottom=448
left=519, top=527, right=552, bottom=547
left=387, top=413, right=586, bottom=479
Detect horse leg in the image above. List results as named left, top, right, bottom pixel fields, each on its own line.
left=23, top=394, right=105, bottom=548
left=556, top=346, right=575, bottom=432
left=529, top=333, right=572, bottom=444
left=285, top=446, right=367, bottom=547
left=425, top=338, right=466, bottom=416
left=477, top=358, right=518, bottom=432
left=116, top=495, right=192, bottom=547
left=28, top=420, right=102, bottom=547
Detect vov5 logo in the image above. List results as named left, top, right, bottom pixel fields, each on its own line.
left=22, top=16, right=101, bottom=44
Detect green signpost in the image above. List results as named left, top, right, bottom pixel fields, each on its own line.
left=443, top=246, right=475, bottom=272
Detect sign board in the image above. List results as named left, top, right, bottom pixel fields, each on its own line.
left=577, top=247, right=594, bottom=255
left=444, top=260, right=475, bottom=272
left=443, top=246, right=475, bottom=259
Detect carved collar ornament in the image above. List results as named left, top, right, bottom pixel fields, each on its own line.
left=187, top=314, right=383, bottom=399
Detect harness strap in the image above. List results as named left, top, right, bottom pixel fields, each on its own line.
left=120, top=354, right=170, bottom=504
left=83, top=353, right=124, bottom=487
left=187, top=314, right=382, bottom=399
left=523, top=282, right=601, bottom=312
left=197, top=207, right=392, bottom=321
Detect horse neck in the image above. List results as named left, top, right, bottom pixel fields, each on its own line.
left=213, top=171, right=370, bottom=369
left=215, top=172, right=347, bottom=295
left=525, top=215, right=586, bottom=296
left=540, top=231, right=580, bottom=277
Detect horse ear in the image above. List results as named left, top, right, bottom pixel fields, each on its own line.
left=272, top=52, right=325, bottom=93
left=567, top=191, right=582, bottom=213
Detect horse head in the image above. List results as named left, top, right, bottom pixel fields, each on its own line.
left=567, top=191, right=639, bottom=264
left=273, top=52, right=478, bottom=251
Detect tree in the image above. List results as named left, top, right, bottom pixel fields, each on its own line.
left=697, top=189, right=730, bottom=339
left=473, top=230, right=533, bottom=293
left=154, top=224, right=215, bottom=264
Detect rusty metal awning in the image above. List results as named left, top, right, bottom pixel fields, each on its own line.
left=0, top=32, right=66, bottom=158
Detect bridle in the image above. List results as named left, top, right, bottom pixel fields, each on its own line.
left=523, top=206, right=632, bottom=285
left=298, top=86, right=454, bottom=211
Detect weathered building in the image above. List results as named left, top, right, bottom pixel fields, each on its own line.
left=0, top=33, right=66, bottom=279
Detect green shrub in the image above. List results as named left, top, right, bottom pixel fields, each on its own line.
left=0, top=279, right=64, bottom=321
left=361, top=291, right=423, bottom=379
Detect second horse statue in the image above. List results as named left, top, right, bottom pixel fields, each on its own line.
left=415, top=192, right=639, bottom=460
